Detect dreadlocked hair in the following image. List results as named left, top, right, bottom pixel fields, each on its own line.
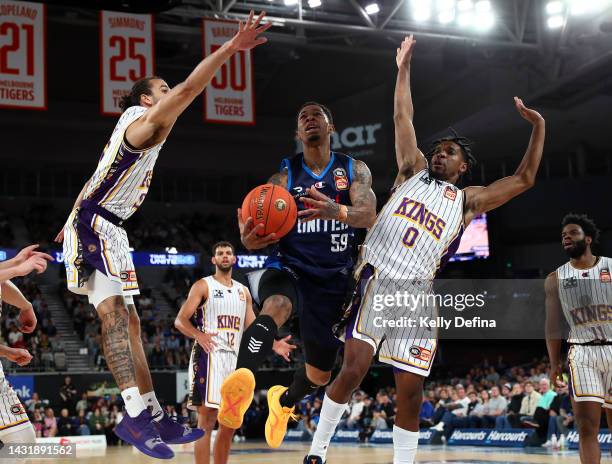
left=562, top=213, right=601, bottom=244
left=118, top=76, right=162, bottom=113
left=426, top=127, right=477, bottom=180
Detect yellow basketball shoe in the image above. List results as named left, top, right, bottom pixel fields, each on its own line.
left=265, top=385, right=298, bottom=448
left=218, top=368, right=256, bottom=429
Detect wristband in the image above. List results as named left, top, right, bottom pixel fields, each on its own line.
left=338, top=205, right=348, bottom=222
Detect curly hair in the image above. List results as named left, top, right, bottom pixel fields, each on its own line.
left=426, top=128, right=477, bottom=179
left=561, top=213, right=600, bottom=243
left=119, top=76, right=163, bottom=113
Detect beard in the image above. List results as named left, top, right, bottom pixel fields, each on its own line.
left=216, top=263, right=233, bottom=272
left=306, top=134, right=321, bottom=143
left=565, top=239, right=588, bottom=258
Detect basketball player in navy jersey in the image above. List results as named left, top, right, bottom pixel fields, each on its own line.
left=546, top=214, right=612, bottom=464
left=54, top=11, right=271, bottom=459
left=217, top=102, right=377, bottom=447
left=304, top=35, right=546, bottom=464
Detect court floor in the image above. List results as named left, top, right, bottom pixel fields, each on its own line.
left=26, top=441, right=582, bottom=464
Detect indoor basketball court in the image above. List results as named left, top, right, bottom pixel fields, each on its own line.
left=1, top=0, right=611, bottom=463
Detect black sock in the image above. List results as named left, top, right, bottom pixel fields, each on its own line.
left=279, top=365, right=321, bottom=408
left=236, top=314, right=278, bottom=374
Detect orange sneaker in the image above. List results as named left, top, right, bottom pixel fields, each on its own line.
left=265, top=385, right=298, bottom=448
left=218, top=368, right=256, bottom=429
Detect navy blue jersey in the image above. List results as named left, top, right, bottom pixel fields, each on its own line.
left=265, top=152, right=356, bottom=280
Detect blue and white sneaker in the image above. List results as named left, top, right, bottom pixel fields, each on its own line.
left=115, top=409, right=174, bottom=460
left=154, top=412, right=205, bottom=444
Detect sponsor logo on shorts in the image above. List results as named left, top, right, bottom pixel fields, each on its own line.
left=120, top=270, right=137, bottom=282
left=409, top=345, right=431, bottom=362
left=600, top=269, right=611, bottom=283
left=88, top=244, right=97, bottom=253
left=10, top=404, right=25, bottom=415
left=444, top=186, right=457, bottom=201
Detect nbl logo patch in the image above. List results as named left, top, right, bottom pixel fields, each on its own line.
left=333, top=168, right=349, bottom=191
left=444, top=186, right=457, bottom=201
left=120, top=270, right=137, bottom=283
left=409, top=345, right=432, bottom=362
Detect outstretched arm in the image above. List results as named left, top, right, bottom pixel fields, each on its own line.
left=544, top=272, right=565, bottom=387
left=393, top=35, right=427, bottom=187
left=298, top=160, right=377, bottom=228
left=126, top=11, right=271, bottom=149
left=464, top=97, right=545, bottom=225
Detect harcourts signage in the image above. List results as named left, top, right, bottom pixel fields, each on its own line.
left=331, top=430, right=360, bottom=443
left=448, top=429, right=535, bottom=448
left=567, top=429, right=611, bottom=451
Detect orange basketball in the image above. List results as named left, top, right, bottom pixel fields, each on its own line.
left=241, top=184, right=297, bottom=238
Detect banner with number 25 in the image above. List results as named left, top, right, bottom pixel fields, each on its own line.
left=0, top=0, right=46, bottom=110
left=100, top=10, right=154, bottom=115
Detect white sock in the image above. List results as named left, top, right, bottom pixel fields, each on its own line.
left=142, top=391, right=164, bottom=420
left=393, top=425, right=419, bottom=464
left=121, top=386, right=146, bottom=418
left=308, top=394, right=348, bottom=461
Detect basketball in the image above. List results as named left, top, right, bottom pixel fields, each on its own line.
left=241, top=184, right=297, bottom=238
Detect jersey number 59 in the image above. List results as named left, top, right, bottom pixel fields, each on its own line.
left=331, top=233, right=348, bottom=252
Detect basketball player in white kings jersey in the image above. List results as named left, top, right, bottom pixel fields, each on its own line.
left=175, top=242, right=295, bottom=464
left=546, top=214, right=612, bottom=464
left=304, top=35, right=546, bottom=464
left=54, top=11, right=271, bottom=459
left=0, top=246, right=52, bottom=444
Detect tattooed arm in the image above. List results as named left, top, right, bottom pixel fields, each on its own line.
left=299, top=160, right=377, bottom=228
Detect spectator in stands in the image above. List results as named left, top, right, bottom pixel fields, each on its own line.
left=519, top=381, right=541, bottom=424
left=419, top=392, right=435, bottom=428
left=32, top=409, right=44, bottom=437
left=75, top=393, right=89, bottom=415
left=8, top=323, right=24, bottom=348
left=77, top=411, right=91, bottom=436
left=496, top=382, right=524, bottom=429
left=374, top=390, right=395, bottom=428
left=467, top=389, right=489, bottom=428
left=359, top=396, right=375, bottom=437
left=57, top=408, right=76, bottom=436
left=344, top=391, right=366, bottom=430
left=485, top=366, right=500, bottom=385
left=26, top=392, right=48, bottom=413
left=431, top=387, right=452, bottom=426
left=60, top=376, right=77, bottom=413
left=106, top=405, right=123, bottom=445
left=43, top=407, right=58, bottom=437
left=431, top=384, right=470, bottom=434
left=480, top=386, right=507, bottom=428
left=88, top=407, right=107, bottom=435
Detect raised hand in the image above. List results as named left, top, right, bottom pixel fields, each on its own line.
left=272, top=335, right=297, bottom=362
left=298, top=187, right=340, bottom=222
left=14, top=244, right=53, bottom=265
left=54, top=229, right=64, bottom=243
left=514, top=97, right=544, bottom=126
left=396, top=34, right=416, bottom=70
left=237, top=208, right=278, bottom=250
left=18, top=304, right=37, bottom=334
left=4, top=347, right=33, bottom=366
left=229, top=10, right=272, bottom=52
left=16, top=253, right=53, bottom=276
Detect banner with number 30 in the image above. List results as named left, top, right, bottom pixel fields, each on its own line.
left=100, top=10, right=154, bottom=116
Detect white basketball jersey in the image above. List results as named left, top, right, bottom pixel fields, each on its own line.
left=84, top=106, right=164, bottom=220
left=556, top=256, right=612, bottom=343
left=361, top=169, right=465, bottom=280
left=195, top=276, right=247, bottom=354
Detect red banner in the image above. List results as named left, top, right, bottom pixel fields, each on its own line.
left=100, top=10, right=154, bottom=115
left=0, top=0, right=46, bottom=110
left=202, top=18, right=255, bottom=125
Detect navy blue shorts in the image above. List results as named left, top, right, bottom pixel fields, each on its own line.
left=258, top=266, right=350, bottom=372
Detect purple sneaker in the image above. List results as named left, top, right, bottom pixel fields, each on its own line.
left=154, top=412, right=205, bottom=444
left=115, top=409, right=174, bottom=460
